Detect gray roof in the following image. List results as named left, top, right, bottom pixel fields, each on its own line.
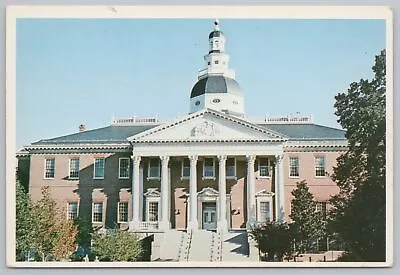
left=31, top=125, right=156, bottom=145
left=30, top=122, right=345, bottom=147
left=260, top=123, right=346, bottom=140
left=190, top=75, right=243, bottom=98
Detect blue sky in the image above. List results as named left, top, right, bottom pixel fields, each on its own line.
left=16, top=18, right=385, bottom=148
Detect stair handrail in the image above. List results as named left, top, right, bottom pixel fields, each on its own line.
left=184, top=231, right=192, bottom=261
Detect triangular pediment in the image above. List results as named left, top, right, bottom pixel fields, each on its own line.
left=197, top=187, right=219, bottom=198
left=255, top=189, right=274, bottom=197
left=128, top=109, right=287, bottom=143
left=143, top=188, right=161, bottom=197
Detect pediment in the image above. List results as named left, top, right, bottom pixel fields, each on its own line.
left=197, top=187, right=219, bottom=198
left=143, top=188, right=161, bottom=197
left=128, top=109, right=287, bottom=143
left=255, top=189, right=274, bottom=197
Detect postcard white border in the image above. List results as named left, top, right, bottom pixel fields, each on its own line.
left=5, top=5, right=394, bottom=268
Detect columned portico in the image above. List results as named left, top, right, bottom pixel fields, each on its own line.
left=160, top=155, right=170, bottom=230
left=131, top=155, right=141, bottom=230
left=188, top=155, right=199, bottom=231
left=246, top=155, right=256, bottom=229
left=217, top=155, right=228, bottom=233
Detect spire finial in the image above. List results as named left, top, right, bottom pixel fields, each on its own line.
left=214, top=19, right=220, bottom=31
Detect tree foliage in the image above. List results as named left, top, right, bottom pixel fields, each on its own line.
left=15, top=181, right=36, bottom=260
left=31, top=186, right=59, bottom=260
left=330, top=50, right=386, bottom=262
left=92, top=230, right=143, bottom=262
left=249, top=222, right=292, bottom=261
left=53, top=208, right=78, bottom=261
left=290, top=180, right=326, bottom=254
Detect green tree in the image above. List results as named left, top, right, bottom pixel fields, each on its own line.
left=249, top=222, right=292, bottom=261
left=290, top=180, right=326, bottom=254
left=330, top=50, right=386, bottom=262
left=15, top=181, right=36, bottom=261
left=31, top=186, right=58, bottom=261
left=70, top=217, right=94, bottom=261
left=92, top=230, right=143, bottom=262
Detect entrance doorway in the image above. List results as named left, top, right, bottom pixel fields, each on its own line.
left=202, top=202, right=217, bottom=230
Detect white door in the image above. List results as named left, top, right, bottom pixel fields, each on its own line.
left=202, top=203, right=217, bottom=230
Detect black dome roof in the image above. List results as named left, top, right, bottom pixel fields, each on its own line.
left=190, top=75, right=242, bottom=98
left=209, top=30, right=223, bottom=39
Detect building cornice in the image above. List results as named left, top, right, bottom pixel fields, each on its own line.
left=24, top=143, right=131, bottom=154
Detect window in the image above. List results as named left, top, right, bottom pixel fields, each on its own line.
left=258, top=158, right=271, bottom=177
left=67, top=202, right=78, bottom=220
left=69, top=158, right=79, bottom=179
left=203, top=158, right=215, bottom=178
left=226, top=157, right=236, bottom=178
left=259, top=201, right=271, bottom=222
left=118, top=202, right=128, bottom=223
left=94, top=158, right=105, bottom=179
left=289, top=157, right=299, bottom=177
left=119, top=158, right=130, bottom=179
left=92, top=202, right=103, bottom=223
left=44, top=158, right=55, bottom=179
left=315, top=156, right=326, bottom=177
left=148, top=158, right=160, bottom=179
left=214, top=60, right=219, bottom=64
left=208, top=61, right=211, bottom=65
left=182, top=158, right=190, bottom=178
left=148, top=202, right=159, bottom=222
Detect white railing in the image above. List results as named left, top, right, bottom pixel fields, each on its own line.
left=247, top=114, right=313, bottom=124
left=112, top=116, right=160, bottom=126
left=138, top=221, right=159, bottom=230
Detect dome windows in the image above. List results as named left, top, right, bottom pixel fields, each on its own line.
left=212, top=98, right=221, bottom=104
left=195, top=100, right=201, bottom=106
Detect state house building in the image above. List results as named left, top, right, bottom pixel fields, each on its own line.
left=18, top=20, right=347, bottom=260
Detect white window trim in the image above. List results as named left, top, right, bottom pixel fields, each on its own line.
left=257, top=157, right=271, bottom=179
left=44, top=158, right=55, bottom=179
left=314, top=156, right=327, bottom=178
left=68, top=158, right=80, bottom=180
left=226, top=157, right=237, bottom=179
left=66, top=201, right=79, bottom=220
left=146, top=197, right=161, bottom=222
left=147, top=158, right=161, bottom=180
left=256, top=195, right=274, bottom=222
left=181, top=158, right=190, bottom=180
left=202, top=158, right=216, bottom=180
left=289, top=156, right=300, bottom=178
left=93, top=158, right=105, bottom=179
left=117, top=201, right=129, bottom=223
left=118, top=158, right=130, bottom=179
left=92, top=202, right=104, bottom=224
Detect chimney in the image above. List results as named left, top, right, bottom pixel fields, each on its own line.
left=79, top=124, right=86, bottom=132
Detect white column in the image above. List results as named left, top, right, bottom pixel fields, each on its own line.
left=218, top=155, right=228, bottom=233
left=139, top=166, right=144, bottom=222
left=188, top=155, right=198, bottom=231
left=246, top=155, right=256, bottom=229
left=160, top=156, right=170, bottom=230
left=275, top=154, right=285, bottom=222
left=130, top=155, right=141, bottom=230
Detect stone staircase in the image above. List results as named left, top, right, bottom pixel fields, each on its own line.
left=221, top=231, right=253, bottom=261
left=152, top=229, right=254, bottom=262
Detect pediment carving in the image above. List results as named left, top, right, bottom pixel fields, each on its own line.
left=191, top=121, right=220, bottom=137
